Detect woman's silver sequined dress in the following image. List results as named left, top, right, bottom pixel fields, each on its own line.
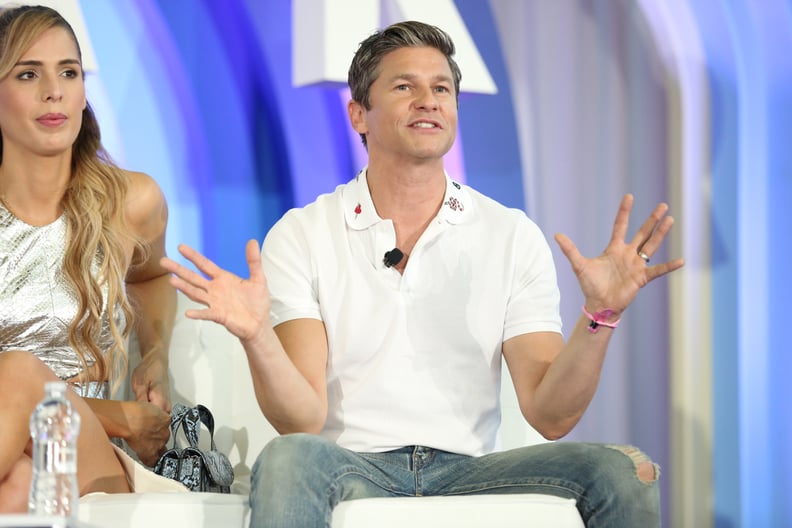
left=0, top=202, right=123, bottom=398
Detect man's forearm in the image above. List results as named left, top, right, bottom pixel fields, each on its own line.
left=526, top=316, right=613, bottom=438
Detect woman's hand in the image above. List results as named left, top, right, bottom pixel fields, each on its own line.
left=131, top=351, right=171, bottom=413
left=121, top=400, right=171, bottom=467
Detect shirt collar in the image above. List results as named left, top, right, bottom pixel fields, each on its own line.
left=342, top=168, right=381, bottom=230
left=438, top=175, right=470, bottom=225
left=343, top=167, right=472, bottom=230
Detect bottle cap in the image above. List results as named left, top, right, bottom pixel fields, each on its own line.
left=44, top=381, right=67, bottom=396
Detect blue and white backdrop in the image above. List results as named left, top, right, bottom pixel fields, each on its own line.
left=12, top=1, right=791, bottom=526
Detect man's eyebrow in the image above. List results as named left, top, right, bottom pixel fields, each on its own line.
left=387, top=73, right=453, bottom=83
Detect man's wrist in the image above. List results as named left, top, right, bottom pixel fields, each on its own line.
left=581, top=305, right=621, bottom=333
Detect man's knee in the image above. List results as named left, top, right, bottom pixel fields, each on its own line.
left=606, top=444, right=660, bottom=484
left=253, top=433, right=332, bottom=484
left=260, top=432, right=329, bottom=460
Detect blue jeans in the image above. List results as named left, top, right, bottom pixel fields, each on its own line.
left=249, top=433, right=660, bottom=527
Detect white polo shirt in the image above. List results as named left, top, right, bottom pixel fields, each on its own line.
left=261, top=169, right=561, bottom=456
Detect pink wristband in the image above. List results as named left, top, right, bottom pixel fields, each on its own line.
left=581, top=305, right=621, bottom=333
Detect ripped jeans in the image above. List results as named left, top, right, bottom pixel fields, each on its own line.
left=249, top=433, right=660, bottom=528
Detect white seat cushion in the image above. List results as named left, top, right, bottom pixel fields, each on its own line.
left=79, top=492, right=248, bottom=527
left=79, top=493, right=583, bottom=528
left=333, top=495, right=584, bottom=527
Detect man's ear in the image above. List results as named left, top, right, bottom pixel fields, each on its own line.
left=347, top=99, right=368, bottom=135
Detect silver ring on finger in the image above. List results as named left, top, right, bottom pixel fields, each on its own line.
left=638, top=251, right=650, bottom=264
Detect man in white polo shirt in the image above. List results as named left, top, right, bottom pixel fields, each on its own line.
left=162, top=20, right=683, bottom=527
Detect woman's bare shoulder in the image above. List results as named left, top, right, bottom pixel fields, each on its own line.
left=123, top=170, right=168, bottom=238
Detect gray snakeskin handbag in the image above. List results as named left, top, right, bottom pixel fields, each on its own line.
left=153, top=403, right=234, bottom=493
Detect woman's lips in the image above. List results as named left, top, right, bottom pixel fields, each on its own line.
left=37, top=113, right=67, bottom=127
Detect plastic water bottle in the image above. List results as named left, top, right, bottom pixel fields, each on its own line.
left=28, top=380, right=81, bottom=518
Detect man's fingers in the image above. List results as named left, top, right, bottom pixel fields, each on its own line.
left=609, top=194, right=634, bottom=245
left=168, top=275, right=208, bottom=305
left=246, top=239, right=264, bottom=281
left=177, top=243, right=223, bottom=279
left=554, top=232, right=584, bottom=272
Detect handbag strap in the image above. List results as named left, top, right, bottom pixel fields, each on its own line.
left=166, top=403, right=192, bottom=449
left=192, top=404, right=220, bottom=451
left=167, top=402, right=202, bottom=448
left=171, top=403, right=221, bottom=451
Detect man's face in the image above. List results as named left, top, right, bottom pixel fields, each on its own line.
left=350, top=46, right=458, bottom=166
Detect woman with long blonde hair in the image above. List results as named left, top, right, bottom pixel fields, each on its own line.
left=0, top=5, right=183, bottom=511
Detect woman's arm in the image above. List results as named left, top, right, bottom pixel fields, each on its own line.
left=123, top=171, right=175, bottom=413
left=83, top=397, right=170, bottom=467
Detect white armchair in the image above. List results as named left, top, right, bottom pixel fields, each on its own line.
left=78, top=293, right=583, bottom=527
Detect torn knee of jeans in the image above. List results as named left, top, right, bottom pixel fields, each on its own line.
left=606, top=444, right=660, bottom=483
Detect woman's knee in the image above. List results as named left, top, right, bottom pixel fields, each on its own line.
left=0, top=351, right=58, bottom=408
left=0, top=351, right=56, bottom=386
left=0, top=456, right=32, bottom=513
